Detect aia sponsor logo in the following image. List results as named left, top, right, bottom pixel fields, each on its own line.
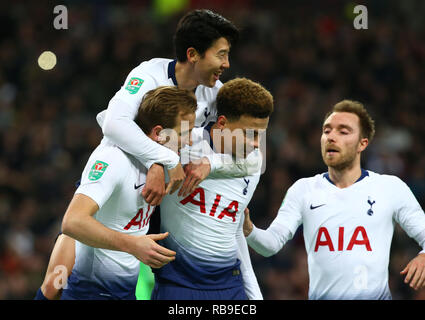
left=180, top=187, right=239, bottom=222
left=314, top=226, right=372, bottom=252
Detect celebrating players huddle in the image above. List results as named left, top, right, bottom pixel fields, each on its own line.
left=35, top=9, right=425, bottom=301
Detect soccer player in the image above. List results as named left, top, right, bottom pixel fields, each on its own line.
left=36, top=9, right=245, bottom=300
left=97, top=8, right=242, bottom=202
left=151, top=78, right=273, bottom=300
left=58, top=86, right=196, bottom=300
left=243, top=100, right=425, bottom=300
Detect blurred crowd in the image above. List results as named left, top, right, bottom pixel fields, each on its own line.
left=0, top=0, right=424, bottom=299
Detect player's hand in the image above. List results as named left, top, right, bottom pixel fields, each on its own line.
left=165, top=163, right=185, bottom=195
left=142, top=163, right=166, bottom=206
left=178, top=158, right=211, bottom=197
left=243, top=208, right=254, bottom=237
left=400, top=253, right=425, bottom=290
left=131, top=232, right=176, bottom=268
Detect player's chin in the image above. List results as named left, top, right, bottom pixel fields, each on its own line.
left=322, top=155, right=338, bottom=167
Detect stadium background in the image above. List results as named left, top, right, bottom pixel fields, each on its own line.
left=0, top=0, right=424, bottom=299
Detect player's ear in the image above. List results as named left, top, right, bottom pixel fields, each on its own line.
left=150, top=125, right=165, bottom=144
left=358, top=137, right=369, bottom=152
left=216, top=115, right=227, bottom=129
left=187, top=47, right=199, bottom=64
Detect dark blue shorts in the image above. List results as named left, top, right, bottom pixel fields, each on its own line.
left=61, top=271, right=136, bottom=300
left=61, top=288, right=123, bottom=300
left=151, top=281, right=247, bottom=300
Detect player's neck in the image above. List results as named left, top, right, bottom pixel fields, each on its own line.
left=175, top=61, right=199, bottom=91
left=327, top=163, right=362, bottom=189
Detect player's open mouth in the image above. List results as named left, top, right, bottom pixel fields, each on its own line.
left=326, top=147, right=340, bottom=155
left=213, top=71, right=222, bottom=80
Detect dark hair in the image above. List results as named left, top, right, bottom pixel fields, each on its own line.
left=325, top=99, right=375, bottom=141
left=216, top=78, right=274, bottom=121
left=174, top=9, right=239, bottom=62
left=136, top=86, right=197, bottom=134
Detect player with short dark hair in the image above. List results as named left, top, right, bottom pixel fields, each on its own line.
left=95, top=8, right=242, bottom=204
left=174, top=9, right=239, bottom=64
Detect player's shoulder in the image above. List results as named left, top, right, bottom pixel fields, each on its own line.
left=137, top=58, right=172, bottom=72
left=283, top=175, right=320, bottom=197
left=129, top=58, right=172, bottom=83
left=293, top=174, right=324, bottom=188
left=89, top=142, right=133, bottom=171
left=195, top=80, right=223, bottom=100
left=79, top=142, right=135, bottom=187
left=366, top=170, right=407, bottom=188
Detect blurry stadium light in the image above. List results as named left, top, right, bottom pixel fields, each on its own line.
left=153, top=0, right=189, bottom=19
left=38, top=51, right=57, bottom=70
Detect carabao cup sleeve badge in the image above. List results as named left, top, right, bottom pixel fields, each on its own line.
left=125, top=77, right=144, bottom=94
left=88, top=160, right=109, bottom=181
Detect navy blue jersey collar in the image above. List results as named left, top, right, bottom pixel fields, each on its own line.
left=203, top=121, right=216, bottom=151
left=323, top=168, right=369, bottom=185
left=168, top=59, right=178, bottom=86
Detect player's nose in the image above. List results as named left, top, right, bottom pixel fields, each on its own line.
left=326, top=130, right=337, bottom=142
left=222, top=56, right=230, bottom=69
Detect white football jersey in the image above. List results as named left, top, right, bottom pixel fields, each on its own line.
left=109, top=58, right=221, bottom=127
left=247, top=170, right=425, bottom=300
left=72, top=140, right=154, bottom=298
left=96, top=58, right=262, bottom=177
left=96, top=58, right=221, bottom=170
left=155, top=127, right=263, bottom=299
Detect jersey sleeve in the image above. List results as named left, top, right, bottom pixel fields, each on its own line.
left=207, top=149, right=263, bottom=178
left=75, top=149, right=128, bottom=209
left=236, top=214, right=263, bottom=300
left=392, top=177, right=425, bottom=252
left=246, top=181, right=304, bottom=257
left=184, top=128, right=263, bottom=178
left=101, top=69, right=180, bottom=170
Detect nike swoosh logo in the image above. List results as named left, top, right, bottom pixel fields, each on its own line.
left=134, top=183, right=145, bottom=190
left=310, top=204, right=326, bottom=210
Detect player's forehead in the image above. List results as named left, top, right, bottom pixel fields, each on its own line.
left=207, top=37, right=230, bottom=53
left=231, top=114, right=269, bottom=130
left=323, top=112, right=360, bottom=130
left=173, top=111, right=195, bottom=130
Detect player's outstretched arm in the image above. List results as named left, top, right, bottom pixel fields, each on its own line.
left=392, top=177, right=425, bottom=290
left=61, top=193, right=176, bottom=268
left=243, top=207, right=298, bottom=257
left=244, top=182, right=303, bottom=257
left=100, top=67, right=181, bottom=172
left=400, top=253, right=425, bottom=290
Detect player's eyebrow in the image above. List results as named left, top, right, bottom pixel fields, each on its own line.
left=337, top=124, right=353, bottom=131
left=323, top=123, right=353, bottom=131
